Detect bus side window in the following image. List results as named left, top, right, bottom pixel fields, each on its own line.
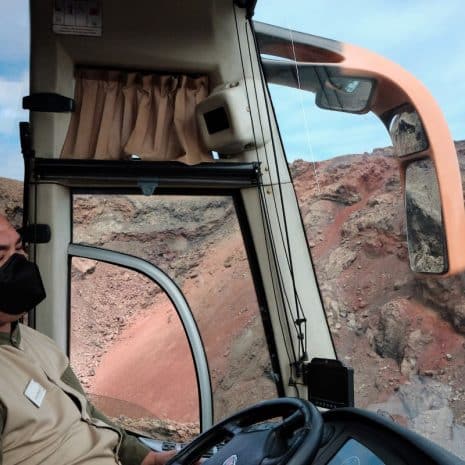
left=69, top=257, right=200, bottom=441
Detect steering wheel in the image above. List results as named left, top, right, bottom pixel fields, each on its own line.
left=166, top=397, right=323, bottom=465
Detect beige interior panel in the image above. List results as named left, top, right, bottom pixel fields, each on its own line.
left=31, top=183, right=71, bottom=350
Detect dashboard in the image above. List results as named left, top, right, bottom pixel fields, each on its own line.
left=138, top=407, right=465, bottom=465
left=314, top=408, right=465, bottom=465
left=325, top=439, right=384, bottom=465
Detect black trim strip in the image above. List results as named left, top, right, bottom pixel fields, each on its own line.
left=234, top=193, right=285, bottom=397
left=32, top=159, right=260, bottom=190
left=253, top=21, right=343, bottom=61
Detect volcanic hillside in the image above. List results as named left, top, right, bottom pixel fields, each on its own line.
left=2, top=142, right=465, bottom=452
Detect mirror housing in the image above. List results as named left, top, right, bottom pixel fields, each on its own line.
left=255, top=21, right=465, bottom=276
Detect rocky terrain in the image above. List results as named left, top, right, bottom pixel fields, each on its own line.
left=70, top=194, right=277, bottom=430
left=0, top=177, right=23, bottom=227
left=2, top=141, right=465, bottom=454
left=293, top=141, right=465, bottom=457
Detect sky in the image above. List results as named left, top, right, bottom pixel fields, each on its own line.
left=0, top=0, right=29, bottom=180
left=0, top=1, right=464, bottom=179
left=255, top=0, right=465, bottom=162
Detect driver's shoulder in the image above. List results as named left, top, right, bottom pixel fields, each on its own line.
left=18, top=324, right=70, bottom=372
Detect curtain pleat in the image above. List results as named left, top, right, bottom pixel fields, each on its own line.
left=175, top=75, right=211, bottom=165
left=61, top=70, right=211, bottom=163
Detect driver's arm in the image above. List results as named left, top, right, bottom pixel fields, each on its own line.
left=1, top=392, right=186, bottom=465
left=61, top=364, right=162, bottom=465
left=0, top=364, right=177, bottom=465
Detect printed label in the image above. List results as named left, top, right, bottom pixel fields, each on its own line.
left=53, top=0, right=102, bottom=37
left=24, top=379, right=47, bottom=408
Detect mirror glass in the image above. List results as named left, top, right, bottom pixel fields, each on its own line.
left=260, top=60, right=375, bottom=114
left=389, top=108, right=428, bottom=156
left=405, top=158, right=447, bottom=273
left=316, top=76, right=374, bottom=113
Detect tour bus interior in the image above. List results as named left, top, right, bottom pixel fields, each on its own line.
left=17, top=0, right=465, bottom=463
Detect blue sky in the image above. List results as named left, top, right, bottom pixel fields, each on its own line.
left=0, top=1, right=464, bottom=179
left=0, top=0, right=29, bottom=180
left=255, top=0, right=465, bottom=162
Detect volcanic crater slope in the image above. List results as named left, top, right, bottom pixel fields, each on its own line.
left=2, top=142, right=465, bottom=451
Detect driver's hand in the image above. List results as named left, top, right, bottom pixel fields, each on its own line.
left=140, top=450, right=203, bottom=465
left=140, top=450, right=176, bottom=465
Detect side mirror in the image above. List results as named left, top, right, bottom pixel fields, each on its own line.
left=387, top=108, right=446, bottom=273
left=388, top=108, right=428, bottom=156
left=386, top=104, right=465, bottom=275
left=404, top=159, right=447, bottom=273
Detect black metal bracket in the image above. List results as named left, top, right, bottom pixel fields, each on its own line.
left=23, top=93, right=75, bottom=113
left=19, top=122, right=35, bottom=230
left=18, top=224, right=52, bottom=244
left=19, top=122, right=35, bottom=159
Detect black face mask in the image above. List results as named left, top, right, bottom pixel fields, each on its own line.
left=0, top=254, right=46, bottom=315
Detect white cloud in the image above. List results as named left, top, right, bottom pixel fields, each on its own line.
left=255, top=0, right=464, bottom=52
left=0, top=72, right=29, bottom=180
left=269, top=82, right=391, bottom=161
left=0, top=73, right=29, bottom=137
left=0, top=1, right=29, bottom=180
left=0, top=151, right=24, bottom=180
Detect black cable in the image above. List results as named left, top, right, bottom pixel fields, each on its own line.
left=249, top=28, right=308, bottom=365
left=234, top=11, right=298, bottom=364
left=244, top=20, right=303, bottom=364
left=28, top=180, right=38, bottom=328
left=257, top=185, right=297, bottom=363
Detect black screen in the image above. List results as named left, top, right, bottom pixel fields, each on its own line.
left=306, top=358, right=354, bottom=408
left=204, top=107, right=230, bottom=134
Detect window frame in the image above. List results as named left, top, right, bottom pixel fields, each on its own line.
left=68, top=245, right=208, bottom=428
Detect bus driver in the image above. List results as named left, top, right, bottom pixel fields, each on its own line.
left=0, top=213, right=177, bottom=465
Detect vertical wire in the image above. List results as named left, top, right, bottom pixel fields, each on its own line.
left=287, top=26, right=322, bottom=196
left=284, top=23, right=318, bottom=364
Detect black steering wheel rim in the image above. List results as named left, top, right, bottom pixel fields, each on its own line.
left=167, top=397, right=323, bottom=465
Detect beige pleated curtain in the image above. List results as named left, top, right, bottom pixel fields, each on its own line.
left=61, top=69, right=212, bottom=164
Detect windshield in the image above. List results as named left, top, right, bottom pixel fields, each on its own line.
left=258, top=34, right=465, bottom=460
left=69, top=193, right=279, bottom=433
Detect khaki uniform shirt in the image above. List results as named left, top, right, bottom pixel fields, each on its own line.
left=0, top=323, right=150, bottom=465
